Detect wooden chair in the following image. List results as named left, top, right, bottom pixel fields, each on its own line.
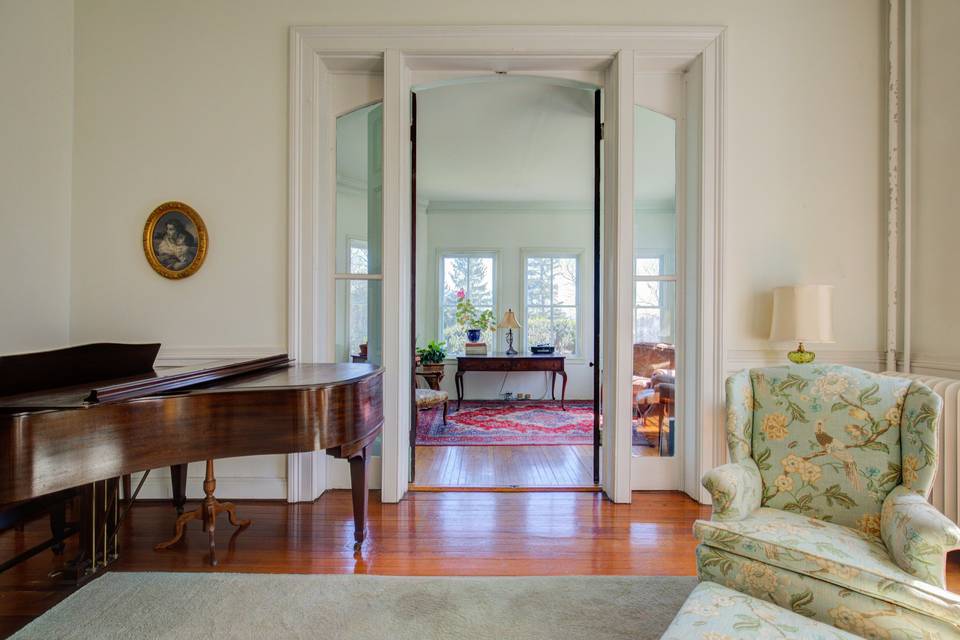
left=415, top=387, right=449, bottom=425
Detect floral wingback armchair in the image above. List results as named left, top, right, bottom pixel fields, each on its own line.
left=695, top=364, right=960, bottom=639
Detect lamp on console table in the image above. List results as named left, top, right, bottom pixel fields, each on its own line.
left=769, top=284, right=835, bottom=364
left=498, top=309, right=522, bottom=356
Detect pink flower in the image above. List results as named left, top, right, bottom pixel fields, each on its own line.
left=456, top=289, right=465, bottom=300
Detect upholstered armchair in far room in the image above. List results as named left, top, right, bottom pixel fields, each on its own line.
left=695, top=364, right=960, bottom=639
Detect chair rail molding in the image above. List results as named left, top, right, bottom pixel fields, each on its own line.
left=289, top=25, right=726, bottom=505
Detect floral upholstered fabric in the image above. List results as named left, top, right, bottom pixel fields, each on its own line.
left=701, top=460, right=762, bottom=522
left=882, top=485, right=960, bottom=588
left=662, top=580, right=860, bottom=640
left=747, top=365, right=932, bottom=530
left=694, top=508, right=960, bottom=625
left=697, top=546, right=960, bottom=640
left=725, top=369, right=753, bottom=463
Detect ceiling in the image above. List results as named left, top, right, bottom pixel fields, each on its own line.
left=336, top=77, right=677, bottom=209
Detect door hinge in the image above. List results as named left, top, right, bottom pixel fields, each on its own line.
left=599, top=123, right=605, bottom=140
left=410, top=123, right=415, bottom=142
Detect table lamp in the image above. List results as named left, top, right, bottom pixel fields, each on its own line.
left=769, top=285, right=835, bottom=364
left=498, top=309, right=522, bottom=356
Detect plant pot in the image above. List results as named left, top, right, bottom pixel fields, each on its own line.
left=419, top=363, right=445, bottom=374
left=466, top=329, right=482, bottom=343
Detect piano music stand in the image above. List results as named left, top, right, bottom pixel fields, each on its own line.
left=154, top=459, right=250, bottom=566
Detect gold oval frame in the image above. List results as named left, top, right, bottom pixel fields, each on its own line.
left=143, top=201, right=208, bottom=279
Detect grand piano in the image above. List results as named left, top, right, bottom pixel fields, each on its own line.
left=0, top=343, right=383, bottom=576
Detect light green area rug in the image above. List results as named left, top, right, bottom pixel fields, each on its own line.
left=13, top=572, right=697, bottom=640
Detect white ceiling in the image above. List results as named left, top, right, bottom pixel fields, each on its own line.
left=417, top=79, right=594, bottom=203
left=336, top=77, right=677, bottom=208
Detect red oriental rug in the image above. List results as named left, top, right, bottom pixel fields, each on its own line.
left=416, top=400, right=594, bottom=446
left=416, top=400, right=661, bottom=447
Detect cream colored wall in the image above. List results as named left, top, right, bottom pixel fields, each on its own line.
left=58, top=0, right=887, bottom=497
left=69, top=0, right=885, bottom=365
left=909, top=0, right=960, bottom=372
left=0, top=0, right=74, bottom=354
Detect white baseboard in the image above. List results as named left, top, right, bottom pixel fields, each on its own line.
left=326, top=456, right=383, bottom=491
left=130, top=471, right=287, bottom=501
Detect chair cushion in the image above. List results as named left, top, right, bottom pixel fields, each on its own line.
left=749, top=364, right=913, bottom=529
left=415, top=388, right=448, bottom=409
left=662, top=580, right=861, bottom=640
left=694, top=508, right=960, bottom=625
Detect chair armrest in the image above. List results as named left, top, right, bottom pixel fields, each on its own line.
left=701, top=459, right=762, bottom=521
left=881, top=485, right=960, bottom=588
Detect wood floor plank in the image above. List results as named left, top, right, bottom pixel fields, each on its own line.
left=3, top=490, right=957, bottom=639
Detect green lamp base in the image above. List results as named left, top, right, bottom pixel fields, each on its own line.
left=787, top=342, right=815, bottom=364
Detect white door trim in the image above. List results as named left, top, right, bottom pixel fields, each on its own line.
left=288, top=26, right=726, bottom=504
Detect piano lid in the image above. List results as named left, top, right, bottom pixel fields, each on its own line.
left=0, top=343, right=290, bottom=412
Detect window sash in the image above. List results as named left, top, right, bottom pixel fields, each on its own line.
left=522, top=253, right=580, bottom=356
left=438, top=252, right=498, bottom=352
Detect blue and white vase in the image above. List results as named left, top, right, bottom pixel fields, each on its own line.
left=466, top=329, right=482, bottom=343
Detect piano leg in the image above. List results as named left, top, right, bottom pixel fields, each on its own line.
left=348, top=447, right=368, bottom=548
left=155, top=459, right=250, bottom=566
left=170, top=463, right=188, bottom=514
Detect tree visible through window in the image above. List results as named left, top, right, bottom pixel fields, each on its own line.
left=440, top=253, right=495, bottom=354
left=524, top=254, right=579, bottom=355
left=348, top=238, right=368, bottom=357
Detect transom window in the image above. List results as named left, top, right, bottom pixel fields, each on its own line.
left=439, top=252, right=497, bottom=354
left=523, top=252, right=580, bottom=355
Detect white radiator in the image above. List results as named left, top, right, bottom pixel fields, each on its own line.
left=886, top=372, right=960, bottom=524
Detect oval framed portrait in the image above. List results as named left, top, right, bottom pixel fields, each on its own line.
left=143, top=201, right=208, bottom=279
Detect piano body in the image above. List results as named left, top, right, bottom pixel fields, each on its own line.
left=0, top=343, right=384, bottom=577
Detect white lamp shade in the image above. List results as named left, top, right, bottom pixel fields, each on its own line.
left=769, top=285, right=835, bottom=344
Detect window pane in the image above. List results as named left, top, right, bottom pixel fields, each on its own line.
left=633, top=281, right=675, bottom=345
left=526, top=307, right=552, bottom=348
left=553, top=307, right=577, bottom=355
left=635, top=280, right=661, bottom=307
left=525, top=257, right=550, bottom=307
left=442, top=256, right=470, bottom=305
left=634, top=105, right=676, bottom=277
left=335, top=102, right=383, bottom=275
left=335, top=279, right=382, bottom=366
left=470, top=257, right=494, bottom=306
left=635, top=257, right=661, bottom=277
left=553, top=258, right=577, bottom=305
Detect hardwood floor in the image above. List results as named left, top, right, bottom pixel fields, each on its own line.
left=2, top=490, right=958, bottom=638
left=412, top=445, right=596, bottom=488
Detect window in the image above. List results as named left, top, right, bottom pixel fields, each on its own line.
left=523, top=252, right=580, bottom=355
left=634, top=255, right=674, bottom=343
left=347, top=238, right=369, bottom=357
left=439, top=252, right=496, bottom=354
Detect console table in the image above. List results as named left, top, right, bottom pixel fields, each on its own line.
left=454, top=354, right=567, bottom=411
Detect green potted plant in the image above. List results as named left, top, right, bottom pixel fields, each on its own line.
left=416, top=340, right=447, bottom=375
left=455, top=289, right=496, bottom=342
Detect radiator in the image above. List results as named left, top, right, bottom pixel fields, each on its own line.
left=886, top=372, right=960, bottom=524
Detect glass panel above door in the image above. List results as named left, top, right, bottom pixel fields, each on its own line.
left=335, top=102, right=383, bottom=276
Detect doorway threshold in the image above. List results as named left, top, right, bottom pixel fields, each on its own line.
left=408, top=484, right=601, bottom=493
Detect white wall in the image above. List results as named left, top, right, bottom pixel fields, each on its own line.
left=908, top=0, right=960, bottom=375
left=0, top=0, right=74, bottom=354
left=420, top=204, right=595, bottom=400
left=24, top=0, right=888, bottom=497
